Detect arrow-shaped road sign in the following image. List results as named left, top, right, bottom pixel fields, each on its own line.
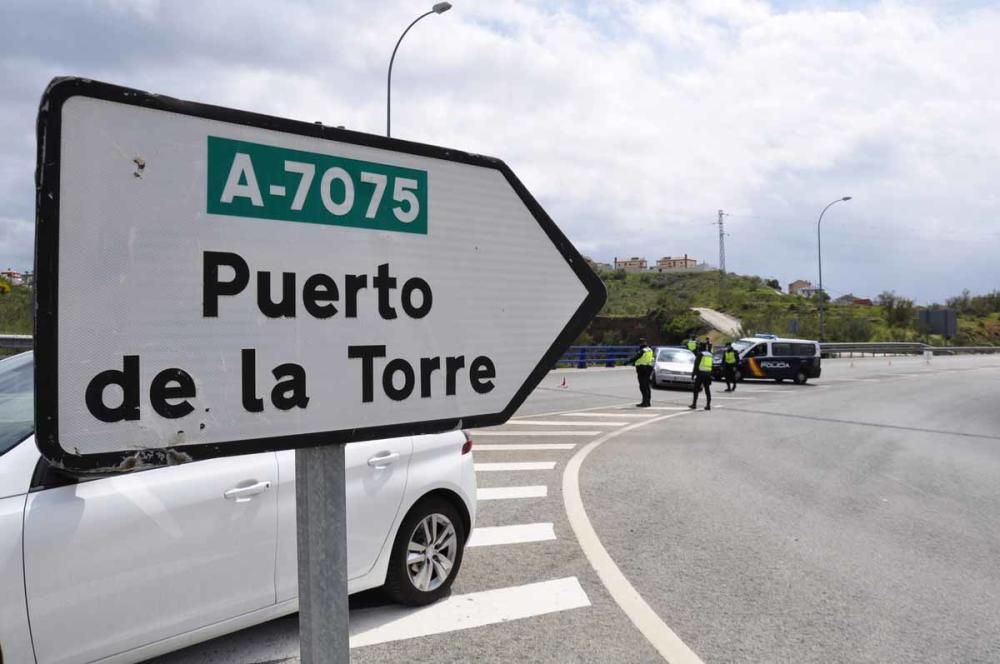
left=34, top=78, right=606, bottom=473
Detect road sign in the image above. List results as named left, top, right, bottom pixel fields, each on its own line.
left=34, top=77, right=606, bottom=473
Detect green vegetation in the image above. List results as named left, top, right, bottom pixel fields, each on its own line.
left=0, top=278, right=32, bottom=335
left=581, top=270, right=998, bottom=346
left=0, top=272, right=996, bottom=347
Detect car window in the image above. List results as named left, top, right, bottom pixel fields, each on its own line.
left=748, top=343, right=768, bottom=357
left=732, top=339, right=754, bottom=353
left=656, top=349, right=691, bottom=363
left=794, top=343, right=817, bottom=356
left=771, top=342, right=792, bottom=355
left=0, top=351, right=34, bottom=457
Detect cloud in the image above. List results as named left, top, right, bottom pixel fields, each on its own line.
left=1, top=0, right=998, bottom=303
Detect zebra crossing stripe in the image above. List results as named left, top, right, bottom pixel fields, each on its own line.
left=349, top=577, right=591, bottom=648
left=477, top=485, right=548, bottom=500
left=467, top=523, right=556, bottom=547
left=474, top=462, right=557, bottom=471
left=472, top=431, right=599, bottom=437
left=475, top=443, right=576, bottom=451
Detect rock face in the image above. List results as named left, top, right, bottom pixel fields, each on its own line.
left=692, top=307, right=742, bottom=337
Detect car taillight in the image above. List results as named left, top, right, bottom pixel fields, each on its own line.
left=461, top=431, right=473, bottom=455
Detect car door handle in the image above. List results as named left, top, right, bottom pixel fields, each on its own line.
left=224, top=481, right=272, bottom=503
left=367, top=452, right=400, bottom=468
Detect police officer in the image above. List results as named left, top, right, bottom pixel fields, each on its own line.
left=722, top=342, right=739, bottom=392
left=628, top=338, right=654, bottom=407
left=689, top=341, right=713, bottom=410
left=686, top=337, right=698, bottom=352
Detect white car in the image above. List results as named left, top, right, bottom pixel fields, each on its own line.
left=0, top=352, right=476, bottom=664
left=651, top=346, right=696, bottom=388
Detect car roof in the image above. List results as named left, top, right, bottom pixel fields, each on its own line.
left=741, top=336, right=818, bottom=344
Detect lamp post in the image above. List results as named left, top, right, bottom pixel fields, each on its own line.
left=386, top=2, right=452, bottom=137
left=817, top=196, right=852, bottom=340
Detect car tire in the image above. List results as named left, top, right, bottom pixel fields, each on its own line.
left=384, top=496, right=466, bottom=606
left=793, top=370, right=808, bottom=385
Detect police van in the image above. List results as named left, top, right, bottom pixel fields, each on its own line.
left=714, top=336, right=821, bottom=384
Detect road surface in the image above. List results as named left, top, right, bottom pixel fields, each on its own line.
left=150, top=354, right=1000, bottom=663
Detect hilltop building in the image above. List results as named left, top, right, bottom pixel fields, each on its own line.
left=1, top=269, right=24, bottom=286
left=655, top=255, right=698, bottom=271
left=613, top=256, right=648, bottom=272
left=788, top=279, right=819, bottom=296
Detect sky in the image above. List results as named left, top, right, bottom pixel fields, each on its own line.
left=1, top=0, right=998, bottom=304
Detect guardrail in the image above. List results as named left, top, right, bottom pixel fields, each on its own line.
left=556, top=345, right=639, bottom=368
left=4, top=336, right=996, bottom=364
left=820, top=342, right=1000, bottom=357
left=0, top=334, right=32, bottom=354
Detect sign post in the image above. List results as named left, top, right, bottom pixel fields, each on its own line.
left=34, top=78, right=605, bottom=661
left=296, top=445, right=349, bottom=660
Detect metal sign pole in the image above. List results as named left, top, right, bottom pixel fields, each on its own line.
left=296, top=444, right=349, bottom=663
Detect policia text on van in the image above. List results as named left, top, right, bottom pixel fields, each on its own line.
left=713, top=337, right=821, bottom=385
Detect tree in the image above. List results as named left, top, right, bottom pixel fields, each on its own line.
left=877, top=290, right=915, bottom=334
left=765, top=278, right=780, bottom=291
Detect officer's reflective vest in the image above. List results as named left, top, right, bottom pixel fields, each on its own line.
left=698, top=353, right=714, bottom=372
left=686, top=340, right=697, bottom=351
left=635, top=347, right=654, bottom=367
left=724, top=350, right=737, bottom=365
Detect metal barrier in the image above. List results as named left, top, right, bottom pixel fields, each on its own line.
left=821, top=342, right=1000, bottom=357
left=0, top=334, right=32, bottom=352
left=3, top=336, right=995, bottom=364
left=556, top=345, right=639, bottom=368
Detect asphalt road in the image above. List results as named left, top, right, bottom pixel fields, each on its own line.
left=150, top=355, right=1000, bottom=663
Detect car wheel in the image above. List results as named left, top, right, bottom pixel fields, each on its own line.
left=385, top=496, right=466, bottom=606
left=793, top=370, right=808, bottom=385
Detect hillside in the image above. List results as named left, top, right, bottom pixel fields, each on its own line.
left=1, top=274, right=997, bottom=348
left=580, top=270, right=999, bottom=346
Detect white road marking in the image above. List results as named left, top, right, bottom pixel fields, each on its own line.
left=497, top=419, right=630, bottom=427
left=475, top=443, right=576, bottom=451
left=512, top=401, right=637, bottom=419
left=563, top=411, right=705, bottom=664
left=477, top=485, right=548, bottom=500
left=474, top=461, right=557, bottom=471
left=635, top=406, right=691, bottom=411
left=349, top=577, right=590, bottom=648
left=473, top=431, right=600, bottom=437
left=561, top=412, right=660, bottom=418
left=467, top=523, right=556, bottom=547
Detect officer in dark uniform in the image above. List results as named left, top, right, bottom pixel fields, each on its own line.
left=722, top=342, right=739, bottom=392
left=628, top=338, right=655, bottom=408
left=689, top=341, right=713, bottom=410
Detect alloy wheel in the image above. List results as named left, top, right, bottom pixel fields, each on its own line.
left=406, top=513, right=458, bottom=592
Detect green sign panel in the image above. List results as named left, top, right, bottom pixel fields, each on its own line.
left=207, top=136, right=428, bottom=234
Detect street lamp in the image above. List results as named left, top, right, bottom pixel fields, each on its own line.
left=817, top=196, right=852, bottom=340
left=386, top=2, right=452, bottom=138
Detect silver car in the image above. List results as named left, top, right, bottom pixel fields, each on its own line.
left=652, top=346, right=696, bottom=388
